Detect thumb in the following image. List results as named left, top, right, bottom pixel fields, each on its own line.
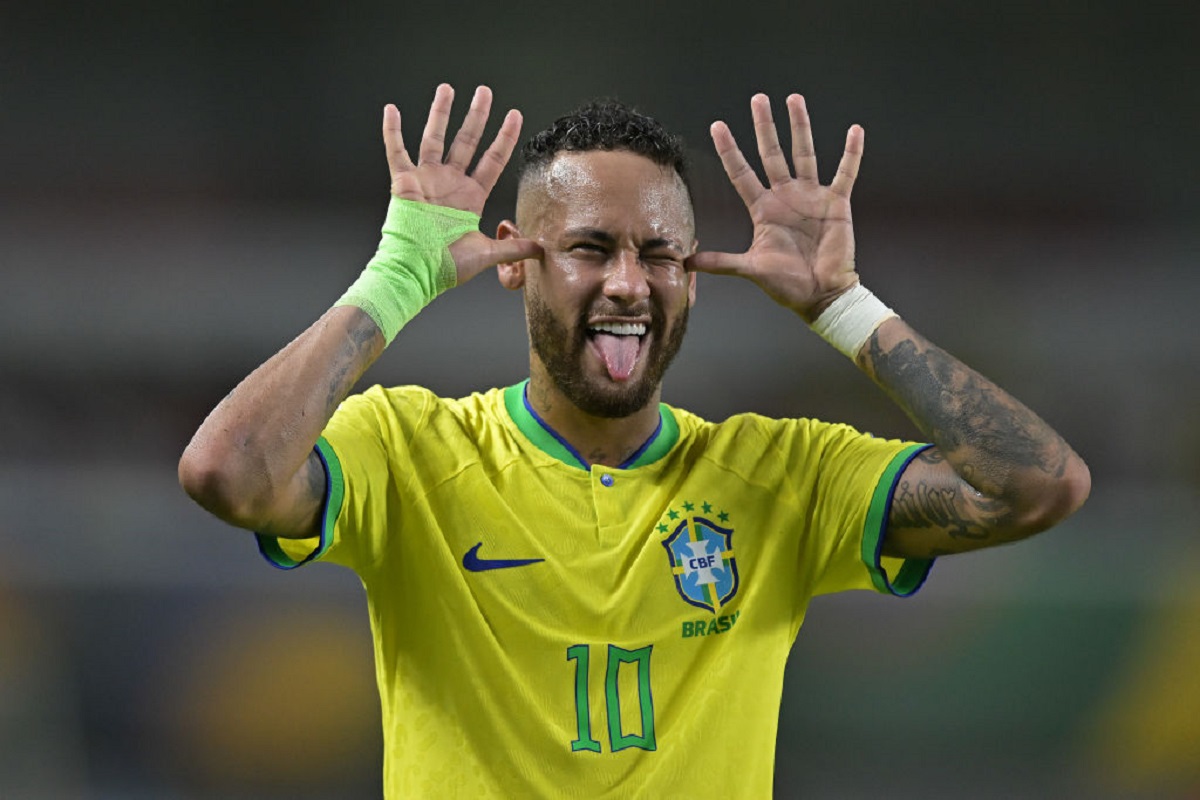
left=685, top=250, right=750, bottom=276
left=449, top=232, right=543, bottom=282
left=486, top=236, right=543, bottom=266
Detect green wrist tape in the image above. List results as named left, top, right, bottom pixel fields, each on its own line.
left=333, top=196, right=480, bottom=344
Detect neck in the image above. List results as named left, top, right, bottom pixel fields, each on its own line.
left=526, top=366, right=662, bottom=469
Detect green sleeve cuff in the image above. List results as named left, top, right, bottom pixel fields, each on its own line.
left=861, top=443, right=936, bottom=597
left=255, top=437, right=343, bottom=569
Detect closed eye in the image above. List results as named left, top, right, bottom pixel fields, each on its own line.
left=568, top=242, right=611, bottom=261
left=642, top=251, right=683, bottom=268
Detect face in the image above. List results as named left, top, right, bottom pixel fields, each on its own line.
left=504, top=150, right=697, bottom=418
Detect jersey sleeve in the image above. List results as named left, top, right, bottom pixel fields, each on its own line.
left=254, top=386, right=422, bottom=574
left=803, top=424, right=935, bottom=598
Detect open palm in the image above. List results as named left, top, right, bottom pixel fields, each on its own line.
left=382, top=84, right=540, bottom=283
left=687, top=94, right=863, bottom=322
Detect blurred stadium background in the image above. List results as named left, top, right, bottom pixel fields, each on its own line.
left=3, top=1, right=1197, bottom=797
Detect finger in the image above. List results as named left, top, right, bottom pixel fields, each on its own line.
left=418, top=83, right=455, bottom=165
left=382, top=104, right=415, bottom=177
left=830, top=124, right=865, bottom=198
left=710, top=120, right=764, bottom=208
left=485, top=236, right=543, bottom=266
left=446, top=85, right=492, bottom=171
left=449, top=233, right=543, bottom=280
left=786, top=94, right=818, bottom=182
left=751, top=93, right=792, bottom=186
left=471, top=108, right=523, bottom=195
left=685, top=249, right=751, bottom=276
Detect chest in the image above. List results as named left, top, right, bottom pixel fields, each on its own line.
left=387, top=460, right=809, bottom=643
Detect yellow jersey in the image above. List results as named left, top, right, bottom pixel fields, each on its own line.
left=256, top=381, right=933, bottom=798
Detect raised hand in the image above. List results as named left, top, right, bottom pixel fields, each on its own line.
left=687, top=94, right=863, bottom=321
left=383, top=83, right=541, bottom=282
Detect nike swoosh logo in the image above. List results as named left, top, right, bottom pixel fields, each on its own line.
left=462, top=542, right=545, bottom=572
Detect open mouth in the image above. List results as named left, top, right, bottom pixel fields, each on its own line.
left=587, top=321, right=648, bottom=382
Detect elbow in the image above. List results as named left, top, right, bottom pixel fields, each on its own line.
left=178, top=441, right=269, bottom=529
left=1010, top=454, right=1092, bottom=537
left=1061, top=455, right=1092, bottom=518
left=178, top=446, right=224, bottom=514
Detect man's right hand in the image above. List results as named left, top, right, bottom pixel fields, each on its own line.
left=180, top=84, right=547, bottom=539
left=383, top=84, right=541, bottom=283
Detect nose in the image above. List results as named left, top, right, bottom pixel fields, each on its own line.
left=602, top=249, right=651, bottom=304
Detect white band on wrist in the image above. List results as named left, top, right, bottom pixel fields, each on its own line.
left=810, top=283, right=897, bottom=359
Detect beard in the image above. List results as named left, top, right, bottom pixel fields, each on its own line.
left=527, top=288, right=689, bottom=419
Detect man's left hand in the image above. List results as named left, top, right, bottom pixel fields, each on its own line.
left=687, top=94, right=863, bottom=322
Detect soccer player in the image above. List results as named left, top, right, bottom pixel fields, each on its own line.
left=179, top=83, right=1090, bottom=798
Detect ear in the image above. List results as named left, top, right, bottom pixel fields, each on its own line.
left=495, top=219, right=527, bottom=290
left=687, top=240, right=698, bottom=307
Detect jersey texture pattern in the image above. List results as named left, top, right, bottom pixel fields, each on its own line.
left=256, top=383, right=933, bottom=799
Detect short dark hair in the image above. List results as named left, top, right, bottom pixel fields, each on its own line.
left=519, top=99, right=691, bottom=193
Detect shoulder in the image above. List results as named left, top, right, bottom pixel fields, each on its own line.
left=324, top=385, right=517, bottom=482
left=665, top=404, right=836, bottom=478
left=667, top=404, right=853, bottom=451
left=334, top=384, right=510, bottom=434
left=337, top=383, right=437, bottom=417
left=668, top=403, right=916, bottom=476
left=336, top=383, right=499, bottom=416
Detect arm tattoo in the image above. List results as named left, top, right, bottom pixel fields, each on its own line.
left=866, top=332, right=1071, bottom=495
left=865, top=326, right=1082, bottom=553
left=325, top=310, right=384, bottom=415
left=889, top=450, right=1006, bottom=542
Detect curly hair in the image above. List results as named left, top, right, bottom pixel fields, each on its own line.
left=519, top=99, right=691, bottom=193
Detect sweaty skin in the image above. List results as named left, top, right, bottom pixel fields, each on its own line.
left=686, top=92, right=1090, bottom=558
left=178, top=84, right=540, bottom=540
left=497, top=150, right=697, bottom=464
left=179, top=83, right=1089, bottom=559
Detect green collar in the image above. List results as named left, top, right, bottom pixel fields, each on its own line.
left=503, top=380, right=679, bottom=471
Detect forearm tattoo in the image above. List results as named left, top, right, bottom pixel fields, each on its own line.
left=866, top=329, right=1073, bottom=548
left=325, top=310, right=384, bottom=415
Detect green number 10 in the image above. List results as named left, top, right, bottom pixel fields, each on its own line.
left=566, top=644, right=657, bottom=753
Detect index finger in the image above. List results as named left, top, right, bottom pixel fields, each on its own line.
left=470, top=108, right=524, bottom=195
left=710, top=120, right=765, bottom=208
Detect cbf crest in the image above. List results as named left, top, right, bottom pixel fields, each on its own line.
left=658, top=501, right=739, bottom=613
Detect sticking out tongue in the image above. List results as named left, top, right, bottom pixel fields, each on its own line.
left=593, top=333, right=640, bottom=381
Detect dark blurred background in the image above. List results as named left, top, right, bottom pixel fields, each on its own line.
left=3, top=1, right=1198, bottom=797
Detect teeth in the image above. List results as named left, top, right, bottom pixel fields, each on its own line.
left=590, top=322, right=647, bottom=336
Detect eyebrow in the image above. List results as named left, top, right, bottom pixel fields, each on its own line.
left=562, top=227, right=684, bottom=252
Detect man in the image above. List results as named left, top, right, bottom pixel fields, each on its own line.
left=179, top=84, right=1090, bottom=797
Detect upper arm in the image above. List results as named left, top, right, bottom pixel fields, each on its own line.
left=256, top=449, right=327, bottom=540
left=881, top=447, right=1016, bottom=559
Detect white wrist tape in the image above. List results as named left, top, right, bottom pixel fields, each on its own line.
left=810, top=283, right=897, bottom=359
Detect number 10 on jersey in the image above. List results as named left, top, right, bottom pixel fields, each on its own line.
left=566, top=644, right=657, bottom=753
